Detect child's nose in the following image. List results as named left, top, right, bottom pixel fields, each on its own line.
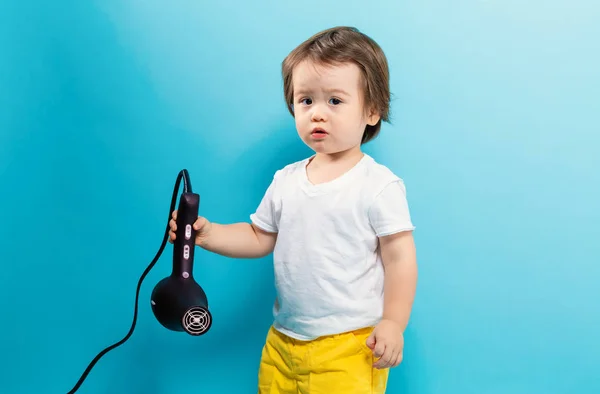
left=310, top=104, right=326, bottom=122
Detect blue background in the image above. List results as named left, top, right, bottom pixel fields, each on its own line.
left=1, top=0, right=599, bottom=393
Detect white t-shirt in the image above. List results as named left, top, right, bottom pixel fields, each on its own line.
left=250, top=153, right=415, bottom=341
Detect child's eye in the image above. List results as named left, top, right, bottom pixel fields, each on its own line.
left=300, top=98, right=312, bottom=105
left=329, top=98, right=342, bottom=105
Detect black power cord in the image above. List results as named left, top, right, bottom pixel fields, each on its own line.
left=66, top=170, right=192, bottom=393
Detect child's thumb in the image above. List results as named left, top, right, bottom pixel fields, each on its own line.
left=366, top=333, right=376, bottom=349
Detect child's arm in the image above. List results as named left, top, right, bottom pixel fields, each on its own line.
left=380, top=230, right=418, bottom=331
left=366, top=230, right=417, bottom=369
left=169, top=211, right=277, bottom=259
left=200, top=221, right=277, bottom=259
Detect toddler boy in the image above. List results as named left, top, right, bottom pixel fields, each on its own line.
left=170, top=26, right=417, bottom=393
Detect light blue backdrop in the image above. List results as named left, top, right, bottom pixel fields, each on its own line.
left=1, top=1, right=598, bottom=393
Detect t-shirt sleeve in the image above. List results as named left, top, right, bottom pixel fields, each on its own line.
left=368, top=179, right=415, bottom=237
left=249, top=172, right=279, bottom=233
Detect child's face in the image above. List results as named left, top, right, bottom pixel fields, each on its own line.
left=291, top=60, right=380, bottom=156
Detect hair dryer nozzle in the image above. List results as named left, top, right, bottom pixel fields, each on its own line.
left=151, top=276, right=212, bottom=335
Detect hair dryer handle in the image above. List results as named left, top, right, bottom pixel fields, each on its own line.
left=173, top=192, right=199, bottom=279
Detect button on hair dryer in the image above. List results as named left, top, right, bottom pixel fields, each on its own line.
left=66, top=169, right=211, bottom=394
left=151, top=189, right=212, bottom=335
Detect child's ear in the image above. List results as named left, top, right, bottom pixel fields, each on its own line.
left=366, top=107, right=381, bottom=126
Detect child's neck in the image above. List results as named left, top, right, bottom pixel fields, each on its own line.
left=306, top=148, right=364, bottom=185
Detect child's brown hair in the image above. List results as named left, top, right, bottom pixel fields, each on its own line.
left=282, top=26, right=391, bottom=144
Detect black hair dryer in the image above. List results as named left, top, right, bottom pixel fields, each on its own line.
left=150, top=174, right=212, bottom=336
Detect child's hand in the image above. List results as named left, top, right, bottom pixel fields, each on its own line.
left=168, top=210, right=212, bottom=246
left=366, top=319, right=405, bottom=369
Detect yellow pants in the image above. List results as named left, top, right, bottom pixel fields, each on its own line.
left=257, top=325, right=389, bottom=393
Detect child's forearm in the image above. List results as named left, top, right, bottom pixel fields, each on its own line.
left=383, top=259, right=417, bottom=332
left=380, top=232, right=418, bottom=332
left=200, top=222, right=276, bottom=259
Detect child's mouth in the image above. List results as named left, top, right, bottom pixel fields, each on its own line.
left=311, top=128, right=328, bottom=138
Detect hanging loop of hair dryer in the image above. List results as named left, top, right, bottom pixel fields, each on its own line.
left=66, top=169, right=211, bottom=394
